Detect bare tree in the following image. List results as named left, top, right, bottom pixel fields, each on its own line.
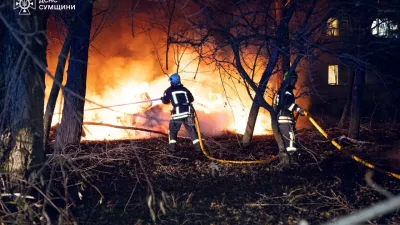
left=347, top=0, right=377, bottom=139
left=43, top=23, right=73, bottom=146
left=43, top=0, right=114, bottom=147
left=0, top=1, right=49, bottom=174
left=333, top=0, right=397, bottom=138
left=55, top=0, right=94, bottom=149
left=242, top=0, right=292, bottom=147
left=338, top=72, right=354, bottom=129
left=150, top=0, right=332, bottom=165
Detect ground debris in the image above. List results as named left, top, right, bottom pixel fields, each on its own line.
left=71, top=126, right=400, bottom=225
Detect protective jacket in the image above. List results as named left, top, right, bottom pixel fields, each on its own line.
left=161, top=84, right=200, bottom=153
left=161, top=84, right=194, bottom=120
left=275, top=86, right=301, bottom=123
left=274, top=85, right=301, bottom=153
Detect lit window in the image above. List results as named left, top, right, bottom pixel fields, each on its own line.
left=372, top=18, right=398, bottom=38
left=327, top=18, right=339, bottom=36
left=328, top=65, right=339, bottom=85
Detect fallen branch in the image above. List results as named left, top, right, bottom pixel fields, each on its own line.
left=338, top=135, right=374, bottom=145
left=0, top=193, right=35, bottom=199
left=83, top=122, right=168, bottom=136
left=314, top=136, right=374, bottom=145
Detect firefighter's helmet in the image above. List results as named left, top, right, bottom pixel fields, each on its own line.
left=169, top=73, right=181, bottom=86
left=283, top=71, right=298, bottom=81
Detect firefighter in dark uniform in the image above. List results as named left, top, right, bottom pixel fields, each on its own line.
left=161, top=73, right=201, bottom=153
left=274, top=71, right=305, bottom=165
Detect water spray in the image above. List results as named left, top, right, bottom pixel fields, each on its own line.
left=84, top=98, right=162, bottom=111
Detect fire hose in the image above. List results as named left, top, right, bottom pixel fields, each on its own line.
left=54, top=98, right=163, bottom=115
left=83, top=97, right=278, bottom=164
left=193, top=109, right=279, bottom=164
left=83, top=98, right=278, bottom=164
left=303, top=111, right=400, bottom=180
left=84, top=98, right=162, bottom=111
left=82, top=98, right=400, bottom=177
left=194, top=108, right=400, bottom=176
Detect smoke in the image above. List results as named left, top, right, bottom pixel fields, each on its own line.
left=44, top=13, right=310, bottom=140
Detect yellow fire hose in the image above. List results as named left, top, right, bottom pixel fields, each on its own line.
left=304, top=111, right=400, bottom=180
left=192, top=108, right=400, bottom=178
left=193, top=112, right=278, bottom=164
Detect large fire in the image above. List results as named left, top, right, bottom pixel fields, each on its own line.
left=46, top=64, right=274, bottom=140
left=44, top=18, right=285, bottom=141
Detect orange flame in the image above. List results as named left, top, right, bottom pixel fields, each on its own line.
left=44, top=23, right=283, bottom=140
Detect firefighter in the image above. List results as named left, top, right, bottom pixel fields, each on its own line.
left=274, top=71, right=305, bottom=165
left=161, top=73, right=201, bottom=153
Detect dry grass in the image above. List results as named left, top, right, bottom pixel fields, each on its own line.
left=1, top=125, right=400, bottom=224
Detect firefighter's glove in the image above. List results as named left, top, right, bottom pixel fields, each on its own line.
left=298, top=108, right=305, bottom=116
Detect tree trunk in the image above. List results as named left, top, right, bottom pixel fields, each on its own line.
left=0, top=4, right=49, bottom=174
left=43, top=25, right=74, bottom=146
left=277, top=0, right=290, bottom=75
left=348, top=66, right=365, bottom=138
left=256, top=98, right=286, bottom=163
left=242, top=0, right=290, bottom=147
left=0, top=18, right=4, bottom=134
left=242, top=49, right=279, bottom=147
left=348, top=1, right=375, bottom=139
left=242, top=101, right=261, bottom=146
left=56, top=0, right=93, bottom=149
left=270, top=110, right=285, bottom=153
left=339, top=71, right=355, bottom=128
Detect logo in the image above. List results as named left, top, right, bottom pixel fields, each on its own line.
left=14, top=0, right=36, bottom=15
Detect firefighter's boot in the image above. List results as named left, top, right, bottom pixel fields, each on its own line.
left=194, top=142, right=202, bottom=152
left=279, top=150, right=290, bottom=169
left=168, top=143, right=176, bottom=153
left=288, top=151, right=299, bottom=167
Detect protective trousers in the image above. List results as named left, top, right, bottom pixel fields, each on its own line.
left=278, top=116, right=297, bottom=153
left=168, top=116, right=201, bottom=152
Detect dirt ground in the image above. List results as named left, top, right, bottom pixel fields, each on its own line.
left=71, top=123, right=400, bottom=225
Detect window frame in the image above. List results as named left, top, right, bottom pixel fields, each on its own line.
left=327, top=18, right=340, bottom=37
left=371, top=18, right=399, bottom=38
left=328, top=64, right=339, bottom=85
